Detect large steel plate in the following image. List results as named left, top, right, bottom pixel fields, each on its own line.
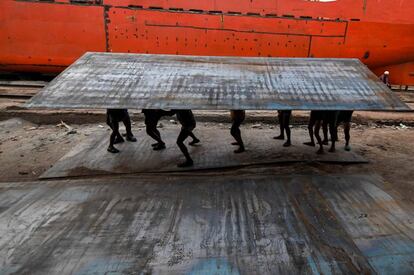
left=25, top=52, right=409, bottom=111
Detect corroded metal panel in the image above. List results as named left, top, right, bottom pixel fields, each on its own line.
left=1, top=174, right=413, bottom=273
left=40, top=128, right=367, bottom=179
left=26, top=52, right=409, bottom=110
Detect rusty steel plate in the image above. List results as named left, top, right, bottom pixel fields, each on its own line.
left=40, top=127, right=367, bottom=179
left=1, top=174, right=414, bottom=273
left=25, top=52, right=409, bottom=110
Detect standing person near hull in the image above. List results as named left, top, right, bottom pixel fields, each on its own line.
left=380, top=71, right=391, bottom=88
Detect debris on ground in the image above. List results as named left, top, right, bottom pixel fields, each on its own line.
left=24, top=126, right=38, bottom=131
left=399, top=123, right=408, bottom=129
left=56, top=120, right=77, bottom=134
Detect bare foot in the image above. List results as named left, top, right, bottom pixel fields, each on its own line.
left=303, top=141, right=315, bottom=147
left=107, top=146, right=120, bottom=153
left=114, top=136, right=125, bottom=144
left=153, top=143, right=166, bottom=151
left=273, top=135, right=284, bottom=140
left=177, top=159, right=194, bottom=167
left=283, top=141, right=291, bottom=147
left=234, top=147, right=245, bottom=153
left=189, top=138, right=200, bottom=146
left=126, top=135, right=137, bottom=142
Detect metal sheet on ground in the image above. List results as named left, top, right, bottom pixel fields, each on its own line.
left=40, top=128, right=367, bottom=179
left=25, top=53, right=409, bottom=111
left=0, top=174, right=413, bottom=274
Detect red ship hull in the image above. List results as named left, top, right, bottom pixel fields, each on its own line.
left=1, top=0, right=414, bottom=85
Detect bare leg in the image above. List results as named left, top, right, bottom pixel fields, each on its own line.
left=344, top=122, right=351, bottom=151
left=314, top=121, right=324, bottom=154
left=123, top=116, right=136, bottom=142
left=108, top=121, right=120, bottom=153
left=188, top=132, right=200, bottom=146
left=107, top=116, right=124, bottom=144
left=274, top=112, right=284, bottom=140
left=177, top=129, right=193, bottom=167
left=304, top=118, right=315, bottom=146
left=328, top=120, right=337, bottom=153
left=282, top=112, right=291, bottom=147
left=322, top=121, right=329, bottom=145
left=147, top=126, right=165, bottom=150
left=231, top=121, right=245, bottom=153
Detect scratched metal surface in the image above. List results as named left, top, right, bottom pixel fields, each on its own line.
left=25, top=52, right=409, bottom=111
left=1, top=174, right=413, bottom=274
left=40, top=128, right=367, bottom=179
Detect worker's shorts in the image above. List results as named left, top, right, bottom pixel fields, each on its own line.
left=107, top=109, right=129, bottom=125
left=337, top=111, right=354, bottom=124
left=310, top=110, right=325, bottom=121
left=181, top=124, right=195, bottom=133
left=230, top=110, right=246, bottom=123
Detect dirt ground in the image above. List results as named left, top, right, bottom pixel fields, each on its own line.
left=1, top=116, right=413, bottom=205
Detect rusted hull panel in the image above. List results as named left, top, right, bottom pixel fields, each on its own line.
left=26, top=53, right=409, bottom=111
left=1, top=174, right=413, bottom=273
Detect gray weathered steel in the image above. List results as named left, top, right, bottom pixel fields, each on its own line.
left=25, top=52, right=409, bottom=110
left=41, top=128, right=367, bottom=179
left=1, top=174, right=414, bottom=273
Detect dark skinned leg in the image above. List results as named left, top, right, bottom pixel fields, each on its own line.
left=152, top=127, right=166, bottom=150
left=230, top=121, right=245, bottom=153
left=146, top=124, right=165, bottom=150
left=107, top=116, right=124, bottom=144
left=122, top=116, right=136, bottom=142
left=107, top=121, right=120, bottom=153
left=283, top=112, right=291, bottom=147
left=328, top=117, right=338, bottom=153
left=314, top=121, right=324, bottom=154
left=188, top=132, right=200, bottom=146
left=274, top=112, right=284, bottom=140
left=304, top=117, right=315, bottom=146
left=344, top=122, right=351, bottom=151
left=322, top=121, right=329, bottom=145
left=177, top=129, right=193, bottom=167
